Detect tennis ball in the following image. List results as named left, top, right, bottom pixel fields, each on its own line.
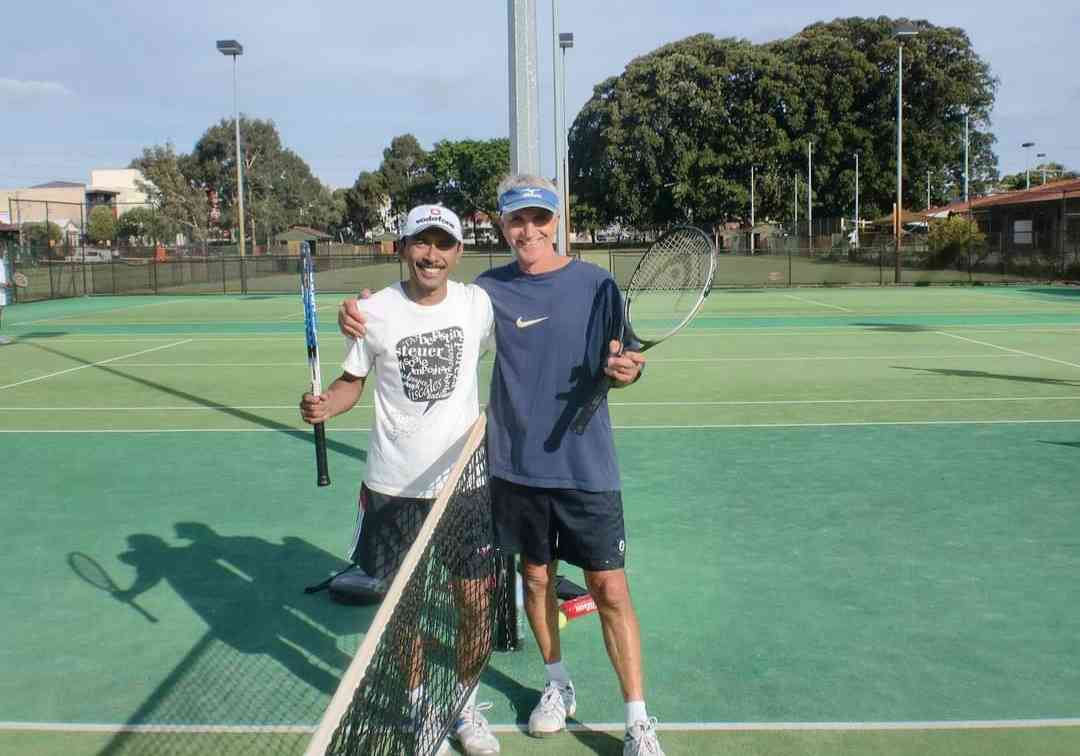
left=558, top=611, right=567, bottom=629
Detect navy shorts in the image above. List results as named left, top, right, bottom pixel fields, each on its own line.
left=348, top=482, right=494, bottom=581
left=490, top=477, right=626, bottom=571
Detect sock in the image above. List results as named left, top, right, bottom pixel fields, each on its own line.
left=455, top=682, right=479, bottom=710
left=544, top=660, right=571, bottom=687
left=626, top=700, right=648, bottom=728
left=408, top=685, right=424, bottom=718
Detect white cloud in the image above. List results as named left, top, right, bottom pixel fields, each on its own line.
left=0, top=78, right=74, bottom=102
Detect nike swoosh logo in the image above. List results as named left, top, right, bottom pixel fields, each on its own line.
left=515, top=316, right=549, bottom=329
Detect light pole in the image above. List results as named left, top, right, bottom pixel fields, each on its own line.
left=550, top=1, right=567, bottom=254
left=1037, top=152, right=1047, bottom=184
left=927, top=169, right=931, bottom=210
left=807, top=141, right=813, bottom=251
left=216, top=39, right=246, bottom=260
left=895, top=22, right=918, bottom=283
left=750, top=164, right=755, bottom=255
left=964, top=110, right=970, bottom=204
left=854, top=152, right=860, bottom=247
left=1022, top=141, right=1035, bottom=190
left=559, top=32, right=574, bottom=249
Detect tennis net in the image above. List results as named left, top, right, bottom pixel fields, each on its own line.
left=306, top=415, right=508, bottom=756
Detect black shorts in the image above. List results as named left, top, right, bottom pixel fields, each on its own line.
left=349, top=483, right=494, bottom=582
left=490, top=477, right=626, bottom=571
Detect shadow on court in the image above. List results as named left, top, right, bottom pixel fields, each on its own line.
left=853, top=322, right=932, bottom=332
left=892, top=364, right=1080, bottom=386
left=1040, top=440, right=1080, bottom=450
left=23, top=339, right=366, bottom=462
left=84, top=522, right=373, bottom=756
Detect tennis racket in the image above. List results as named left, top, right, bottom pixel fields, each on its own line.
left=300, top=242, right=331, bottom=487
left=68, top=552, right=159, bottom=623
left=12, top=272, right=28, bottom=288
left=572, top=225, right=717, bottom=434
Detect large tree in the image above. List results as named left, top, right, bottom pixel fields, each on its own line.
left=569, top=17, right=1000, bottom=229
left=130, top=143, right=211, bottom=242
left=87, top=206, right=117, bottom=244
left=378, top=134, right=436, bottom=222
left=426, top=138, right=510, bottom=224
left=187, top=118, right=339, bottom=245
left=344, top=170, right=389, bottom=240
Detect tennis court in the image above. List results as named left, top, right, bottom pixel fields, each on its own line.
left=3, top=283, right=1080, bottom=755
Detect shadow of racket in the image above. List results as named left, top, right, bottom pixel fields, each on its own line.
left=68, top=551, right=159, bottom=624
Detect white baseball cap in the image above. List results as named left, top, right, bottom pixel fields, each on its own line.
left=401, top=205, right=463, bottom=243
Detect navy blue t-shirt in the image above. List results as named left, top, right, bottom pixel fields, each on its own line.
left=475, top=258, right=625, bottom=492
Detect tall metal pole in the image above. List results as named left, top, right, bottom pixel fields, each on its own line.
left=896, top=40, right=904, bottom=284
left=807, top=141, right=813, bottom=252
left=927, top=170, right=931, bottom=209
left=964, top=112, right=970, bottom=204
left=560, top=32, right=574, bottom=251
left=855, top=153, right=860, bottom=247
left=232, top=55, right=246, bottom=259
left=551, top=0, right=566, bottom=255
left=750, top=164, right=755, bottom=255
left=508, top=0, right=540, bottom=175
left=1022, top=142, right=1035, bottom=190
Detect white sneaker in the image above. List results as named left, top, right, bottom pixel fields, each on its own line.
left=623, top=717, right=665, bottom=756
left=527, top=681, right=576, bottom=737
left=452, top=702, right=500, bottom=755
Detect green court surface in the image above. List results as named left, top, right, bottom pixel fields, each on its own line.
left=2, top=285, right=1080, bottom=755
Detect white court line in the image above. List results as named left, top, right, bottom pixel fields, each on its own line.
left=6, top=396, right=1080, bottom=412
left=40, top=354, right=1024, bottom=366
left=0, top=340, right=192, bottom=391
left=4, top=718, right=1079, bottom=734
left=0, top=404, right=372, bottom=411
left=275, top=302, right=338, bottom=321
left=638, top=354, right=1025, bottom=363
left=97, top=363, right=306, bottom=367
left=10, top=299, right=187, bottom=327
left=5, top=419, right=1080, bottom=433
left=936, top=331, right=1080, bottom=370
left=778, top=294, right=855, bottom=312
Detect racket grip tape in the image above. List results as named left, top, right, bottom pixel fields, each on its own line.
left=314, top=422, right=330, bottom=487
left=571, top=374, right=613, bottom=435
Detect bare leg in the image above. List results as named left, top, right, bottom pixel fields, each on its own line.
left=521, top=559, right=561, bottom=662
left=585, top=568, right=643, bottom=701
left=453, top=577, right=492, bottom=684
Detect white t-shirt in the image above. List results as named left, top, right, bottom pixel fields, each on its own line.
left=0, top=258, right=8, bottom=307
left=342, top=280, right=495, bottom=498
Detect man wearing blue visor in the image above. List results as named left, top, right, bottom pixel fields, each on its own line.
left=338, top=175, right=662, bottom=755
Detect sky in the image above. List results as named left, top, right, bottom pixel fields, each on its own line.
left=3, top=1, right=1078, bottom=191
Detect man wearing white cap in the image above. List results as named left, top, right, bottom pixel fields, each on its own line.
left=301, top=204, right=502, bottom=756
left=338, top=178, right=662, bottom=755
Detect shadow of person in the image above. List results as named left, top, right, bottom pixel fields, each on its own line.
left=118, top=523, right=376, bottom=696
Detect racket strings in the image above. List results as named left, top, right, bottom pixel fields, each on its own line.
left=626, top=228, right=715, bottom=342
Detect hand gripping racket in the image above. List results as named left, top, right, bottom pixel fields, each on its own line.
left=572, top=225, right=717, bottom=434
left=300, top=242, right=331, bottom=487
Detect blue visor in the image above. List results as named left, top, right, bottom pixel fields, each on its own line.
left=498, top=186, right=560, bottom=215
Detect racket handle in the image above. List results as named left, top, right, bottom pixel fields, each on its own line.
left=314, top=422, right=331, bottom=487
left=571, top=374, right=613, bottom=435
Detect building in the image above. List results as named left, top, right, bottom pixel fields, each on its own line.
left=929, top=179, right=1080, bottom=253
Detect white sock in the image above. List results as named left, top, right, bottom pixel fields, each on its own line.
left=626, top=700, right=648, bottom=728
left=544, top=660, right=571, bottom=687
left=455, top=682, right=479, bottom=709
left=408, top=685, right=424, bottom=718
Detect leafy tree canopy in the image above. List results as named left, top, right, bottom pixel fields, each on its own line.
left=570, top=17, right=1000, bottom=230
left=87, top=205, right=116, bottom=244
